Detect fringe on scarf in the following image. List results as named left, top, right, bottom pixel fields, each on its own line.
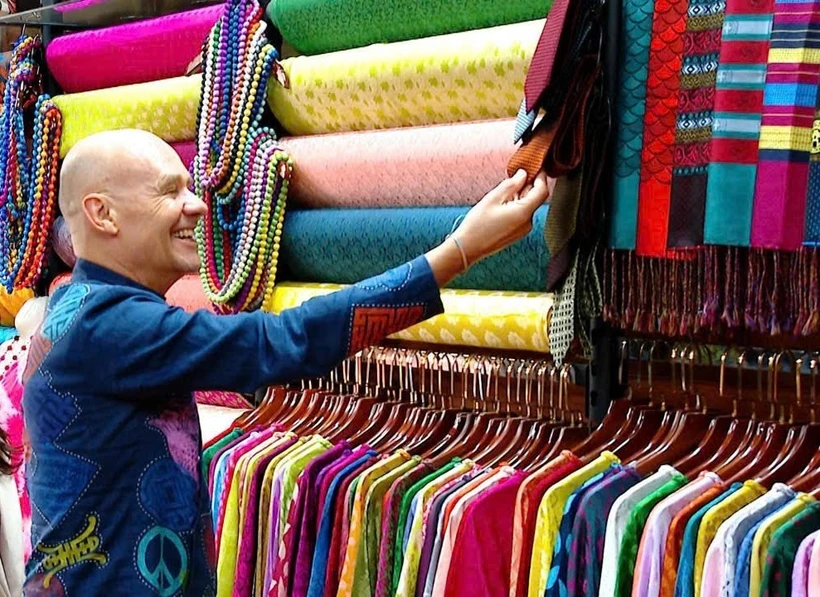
left=604, top=246, right=820, bottom=340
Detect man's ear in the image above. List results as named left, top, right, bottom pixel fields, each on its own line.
left=81, top=194, right=119, bottom=236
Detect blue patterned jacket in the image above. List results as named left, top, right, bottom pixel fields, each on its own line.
left=22, top=257, right=442, bottom=596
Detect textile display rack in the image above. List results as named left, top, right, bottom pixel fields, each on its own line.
left=0, top=0, right=819, bottom=595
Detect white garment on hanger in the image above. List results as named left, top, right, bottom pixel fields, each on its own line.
left=0, top=473, right=23, bottom=597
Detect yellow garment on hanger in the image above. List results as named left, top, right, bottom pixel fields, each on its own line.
left=54, top=75, right=202, bottom=157
left=692, top=479, right=766, bottom=597
left=338, top=451, right=413, bottom=597
left=528, top=451, right=620, bottom=597
left=267, top=20, right=542, bottom=135
left=265, top=284, right=553, bottom=353
left=0, top=287, right=33, bottom=326
left=748, top=493, right=816, bottom=595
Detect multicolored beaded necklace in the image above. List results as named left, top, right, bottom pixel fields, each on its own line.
left=193, top=0, right=292, bottom=313
left=0, top=35, right=62, bottom=293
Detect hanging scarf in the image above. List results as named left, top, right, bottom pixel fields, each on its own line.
left=750, top=0, right=820, bottom=250
left=805, top=94, right=820, bottom=246
left=636, top=0, right=690, bottom=256
left=664, top=0, right=726, bottom=249
left=194, top=0, right=292, bottom=313
left=703, top=0, right=774, bottom=246
left=0, top=35, right=62, bottom=293
left=609, top=0, right=656, bottom=250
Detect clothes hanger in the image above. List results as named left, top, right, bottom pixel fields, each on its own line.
left=754, top=351, right=820, bottom=486
left=632, top=346, right=712, bottom=475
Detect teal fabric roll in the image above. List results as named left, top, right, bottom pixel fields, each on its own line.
left=266, top=0, right=552, bottom=55
left=280, top=207, right=549, bottom=291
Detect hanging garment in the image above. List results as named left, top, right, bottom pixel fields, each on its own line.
left=599, top=466, right=686, bottom=597
left=545, top=465, right=623, bottom=597
left=750, top=0, right=820, bottom=249
left=613, top=475, right=690, bottom=597
left=805, top=95, right=820, bottom=246
left=745, top=494, right=817, bottom=596
left=510, top=451, right=584, bottom=597
left=761, top=504, right=820, bottom=597
left=374, top=462, right=434, bottom=597
left=528, top=451, right=620, bottom=597
left=809, top=529, right=820, bottom=596
left=704, top=0, right=775, bottom=245
left=632, top=472, right=723, bottom=597
left=691, top=479, right=767, bottom=596
left=566, top=465, right=643, bottom=596
left=672, top=482, right=743, bottom=597
left=658, top=483, right=729, bottom=597
left=792, top=530, right=820, bottom=597
left=440, top=472, right=528, bottom=597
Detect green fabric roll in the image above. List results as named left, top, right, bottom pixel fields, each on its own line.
left=267, top=0, right=552, bottom=55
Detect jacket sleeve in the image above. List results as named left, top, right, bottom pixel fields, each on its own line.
left=69, top=257, right=443, bottom=396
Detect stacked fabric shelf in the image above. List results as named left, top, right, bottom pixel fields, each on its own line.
left=50, top=0, right=556, bottom=354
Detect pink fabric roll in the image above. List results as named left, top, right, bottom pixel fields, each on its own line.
left=172, top=140, right=196, bottom=169
left=52, top=216, right=75, bottom=268
left=280, top=119, right=518, bottom=208
left=46, top=5, right=222, bottom=93
left=51, top=273, right=214, bottom=313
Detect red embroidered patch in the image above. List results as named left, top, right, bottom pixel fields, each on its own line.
left=22, top=333, right=51, bottom=384
left=348, top=306, right=425, bottom=355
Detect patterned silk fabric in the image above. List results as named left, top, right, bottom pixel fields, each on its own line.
left=610, top=0, right=657, bottom=250
left=637, top=0, right=689, bottom=256
left=53, top=75, right=201, bottom=157
left=267, top=20, right=541, bottom=135
left=267, top=0, right=551, bottom=55
left=665, top=0, right=727, bottom=250
left=750, top=0, right=820, bottom=249
left=761, top=503, right=820, bottom=597
left=267, top=284, right=553, bottom=353
left=280, top=120, right=516, bottom=209
left=704, top=0, right=775, bottom=246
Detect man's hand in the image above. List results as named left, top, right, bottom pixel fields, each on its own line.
left=426, top=169, right=551, bottom=287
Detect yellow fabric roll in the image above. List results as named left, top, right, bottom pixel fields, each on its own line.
left=267, top=19, right=543, bottom=135
left=0, top=287, right=34, bottom=327
left=265, top=283, right=553, bottom=352
left=54, top=75, right=202, bottom=157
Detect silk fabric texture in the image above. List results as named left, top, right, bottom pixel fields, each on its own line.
left=279, top=207, right=549, bottom=292
left=53, top=74, right=201, bottom=157
left=267, top=283, right=553, bottom=353
left=280, top=120, right=517, bottom=208
left=267, top=0, right=551, bottom=55
left=45, top=5, right=221, bottom=93
left=267, top=20, right=543, bottom=136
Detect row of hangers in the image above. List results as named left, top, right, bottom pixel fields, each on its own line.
left=230, top=347, right=589, bottom=471
left=581, top=340, right=820, bottom=495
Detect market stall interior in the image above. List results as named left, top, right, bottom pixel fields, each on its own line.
left=0, top=0, right=817, bottom=595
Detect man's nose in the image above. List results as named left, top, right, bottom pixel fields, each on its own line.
left=182, top=190, right=208, bottom=217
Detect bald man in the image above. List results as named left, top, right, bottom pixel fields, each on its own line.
left=21, top=129, right=549, bottom=595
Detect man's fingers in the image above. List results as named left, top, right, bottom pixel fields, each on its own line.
left=519, top=172, right=550, bottom=209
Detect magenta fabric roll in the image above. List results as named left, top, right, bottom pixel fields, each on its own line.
left=280, top=119, right=518, bottom=208
left=46, top=5, right=222, bottom=93
left=172, top=140, right=196, bottom=169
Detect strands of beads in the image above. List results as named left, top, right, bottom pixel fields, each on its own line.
left=0, top=35, right=62, bottom=292
left=193, top=0, right=292, bottom=313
